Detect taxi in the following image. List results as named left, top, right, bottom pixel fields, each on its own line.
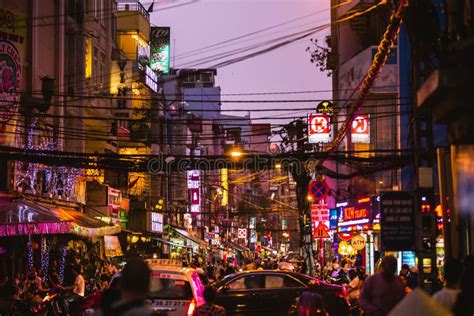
left=145, top=258, right=206, bottom=316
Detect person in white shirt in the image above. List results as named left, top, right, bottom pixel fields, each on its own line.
left=62, top=265, right=85, bottom=316
left=432, top=259, right=462, bottom=312
left=73, top=268, right=85, bottom=297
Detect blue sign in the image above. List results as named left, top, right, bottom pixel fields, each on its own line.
left=402, top=251, right=416, bottom=268
left=308, top=180, right=329, bottom=201
left=329, top=209, right=339, bottom=230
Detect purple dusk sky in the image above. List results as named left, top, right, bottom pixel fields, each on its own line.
left=151, top=0, right=332, bottom=125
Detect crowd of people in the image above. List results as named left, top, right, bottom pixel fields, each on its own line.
left=0, top=251, right=473, bottom=315
left=318, top=254, right=474, bottom=316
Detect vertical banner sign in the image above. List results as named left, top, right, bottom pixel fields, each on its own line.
left=150, top=27, right=171, bottom=74
left=0, top=10, right=26, bottom=147
left=329, top=208, right=339, bottom=230
left=380, top=191, right=415, bottom=251
left=308, top=113, right=332, bottom=143
left=249, top=217, right=257, bottom=243
left=150, top=212, right=163, bottom=233
left=351, top=115, right=370, bottom=143
left=187, top=170, right=201, bottom=213
left=220, top=168, right=228, bottom=206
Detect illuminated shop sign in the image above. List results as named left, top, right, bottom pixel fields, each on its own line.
left=187, top=170, right=200, bottom=213
left=308, top=113, right=332, bottom=143
left=338, top=196, right=372, bottom=232
left=150, top=212, right=163, bottom=233
left=150, top=27, right=170, bottom=74
left=145, top=65, right=158, bottom=92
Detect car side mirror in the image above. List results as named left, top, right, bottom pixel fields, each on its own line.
left=220, top=285, right=230, bottom=293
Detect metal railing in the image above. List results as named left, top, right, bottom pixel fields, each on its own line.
left=116, top=0, right=150, bottom=21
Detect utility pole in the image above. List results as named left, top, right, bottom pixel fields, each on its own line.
left=411, top=30, right=438, bottom=292
left=285, top=119, right=316, bottom=276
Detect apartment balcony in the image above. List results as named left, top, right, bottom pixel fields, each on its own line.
left=116, top=0, right=150, bottom=42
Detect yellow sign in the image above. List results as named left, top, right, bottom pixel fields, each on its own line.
left=338, top=240, right=356, bottom=256
left=351, top=235, right=366, bottom=250
left=220, top=168, right=228, bottom=206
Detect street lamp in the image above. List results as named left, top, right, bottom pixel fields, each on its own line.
left=229, top=148, right=243, bottom=158
left=230, top=150, right=242, bottom=158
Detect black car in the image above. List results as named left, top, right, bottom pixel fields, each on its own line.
left=213, top=270, right=349, bottom=316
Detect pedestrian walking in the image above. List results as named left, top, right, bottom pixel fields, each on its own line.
left=106, top=258, right=155, bottom=316
left=432, top=259, right=462, bottom=312
left=358, top=255, right=405, bottom=316
left=194, top=286, right=226, bottom=316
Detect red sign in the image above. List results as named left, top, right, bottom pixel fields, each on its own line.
left=311, top=204, right=329, bottom=223
left=351, top=115, right=370, bottom=143
left=308, top=114, right=332, bottom=143
left=308, top=180, right=329, bottom=202
left=313, top=222, right=330, bottom=239
left=338, top=232, right=355, bottom=240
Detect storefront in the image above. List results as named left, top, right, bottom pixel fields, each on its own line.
left=335, top=196, right=381, bottom=275
left=0, top=195, right=121, bottom=278
left=169, top=225, right=208, bottom=262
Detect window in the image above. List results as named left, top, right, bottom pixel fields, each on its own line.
left=149, top=273, right=193, bottom=300
left=93, top=0, right=98, bottom=19
left=100, top=52, right=106, bottom=89
left=200, top=71, right=212, bottom=82
left=100, top=0, right=105, bottom=25
left=265, top=275, right=303, bottom=289
left=227, top=275, right=261, bottom=290
left=93, top=46, right=98, bottom=87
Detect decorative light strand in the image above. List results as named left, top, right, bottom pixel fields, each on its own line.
left=27, top=235, right=34, bottom=270
left=59, top=246, right=67, bottom=285
left=15, top=119, right=83, bottom=199
left=41, top=236, right=50, bottom=282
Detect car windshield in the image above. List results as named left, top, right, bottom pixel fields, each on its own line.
left=149, top=271, right=193, bottom=300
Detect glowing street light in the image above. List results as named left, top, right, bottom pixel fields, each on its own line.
left=230, top=149, right=243, bottom=158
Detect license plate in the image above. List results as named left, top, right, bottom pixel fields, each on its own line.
left=152, top=300, right=189, bottom=308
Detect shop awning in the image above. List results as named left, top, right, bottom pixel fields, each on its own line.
left=51, top=207, right=121, bottom=237
left=0, top=197, right=120, bottom=237
left=171, top=226, right=207, bottom=247
left=224, top=242, right=250, bottom=253
left=150, top=236, right=192, bottom=248
left=121, top=229, right=192, bottom=248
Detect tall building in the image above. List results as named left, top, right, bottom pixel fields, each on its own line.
left=328, top=0, right=448, bottom=282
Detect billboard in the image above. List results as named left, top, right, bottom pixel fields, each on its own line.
left=380, top=191, right=415, bottom=251
left=104, top=235, right=123, bottom=257
left=351, top=114, right=370, bottom=143
left=187, top=170, right=200, bottom=213
left=308, top=113, right=332, bottom=143
left=150, top=27, right=170, bottom=74
left=338, top=196, right=372, bottom=232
